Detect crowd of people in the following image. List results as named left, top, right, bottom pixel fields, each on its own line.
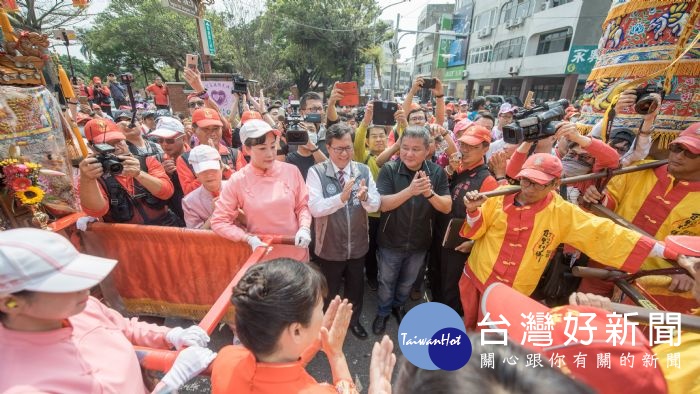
left=1, top=67, right=698, bottom=393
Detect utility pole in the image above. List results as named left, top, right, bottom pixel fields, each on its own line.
left=389, top=13, right=400, bottom=99
left=196, top=0, right=213, bottom=73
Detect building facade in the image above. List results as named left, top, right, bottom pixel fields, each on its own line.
left=412, top=3, right=455, bottom=87
left=463, top=0, right=609, bottom=103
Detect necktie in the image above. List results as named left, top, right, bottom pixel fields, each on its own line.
left=337, top=170, right=345, bottom=190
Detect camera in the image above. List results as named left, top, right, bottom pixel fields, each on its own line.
left=502, top=99, right=569, bottom=145
left=372, top=101, right=398, bottom=126
left=93, top=143, right=125, bottom=175
left=231, top=74, right=250, bottom=94
left=285, top=100, right=309, bottom=145
left=634, top=84, right=664, bottom=115
left=421, top=78, right=436, bottom=89
left=119, top=73, right=134, bottom=84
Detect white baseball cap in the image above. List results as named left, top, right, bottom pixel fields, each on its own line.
left=188, top=144, right=221, bottom=174
left=150, top=116, right=185, bottom=139
left=239, top=119, right=276, bottom=145
left=0, top=229, right=117, bottom=295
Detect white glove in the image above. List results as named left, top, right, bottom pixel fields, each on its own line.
left=246, top=235, right=268, bottom=252
left=295, top=227, right=312, bottom=248
left=166, top=326, right=210, bottom=350
left=160, top=347, right=216, bottom=390
left=76, top=216, right=97, bottom=231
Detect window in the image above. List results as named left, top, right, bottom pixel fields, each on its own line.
left=552, top=0, right=573, bottom=7
left=492, top=37, right=524, bottom=61
left=536, top=27, right=572, bottom=55
left=469, top=45, right=492, bottom=64
left=501, top=0, right=531, bottom=23
left=532, top=81, right=563, bottom=102
left=474, top=8, right=497, bottom=31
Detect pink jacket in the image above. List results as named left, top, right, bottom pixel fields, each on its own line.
left=211, top=161, right=311, bottom=242
left=0, top=297, right=171, bottom=394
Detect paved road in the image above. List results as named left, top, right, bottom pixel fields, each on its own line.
left=171, top=281, right=426, bottom=393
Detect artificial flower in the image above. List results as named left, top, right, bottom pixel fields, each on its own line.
left=16, top=186, right=45, bottom=205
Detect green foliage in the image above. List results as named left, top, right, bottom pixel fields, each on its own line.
left=12, top=0, right=90, bottom=32
left=80, top=0, right=392, bottom=98
left=265, top=0, right=391, bottom=93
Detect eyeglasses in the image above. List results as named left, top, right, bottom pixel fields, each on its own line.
left=330, top=146, right=353, bottom=154
left=409, top=117, right=426, bottom=122
left=520, top=178, right=553, bottom=190
left=305, top=106, right=324, bottom=112
left=565, top=150, right=593, bottom=162
left=156, top=136, right=183, bottom=144
left=669, top=143, right=700, bottom=159
left=188, top=101, right=205, bottom=108
left=369, top=134, right=387, bottom=140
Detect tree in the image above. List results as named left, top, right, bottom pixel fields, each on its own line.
left=56, top=54, right=90, bottom=80
left=265, top=0, right=391, bottom=93
left=80, top=0, right=200, bottom=83
left=11, top=0, right=90, bottom=32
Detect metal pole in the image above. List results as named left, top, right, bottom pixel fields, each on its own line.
left=390, top=13, right=400, bottom=99
left=196, top=1, right=212, bottom=73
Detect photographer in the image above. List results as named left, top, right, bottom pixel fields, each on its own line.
left=402, top=76, right=446, bottom=128
left=589, top=89, right=661, bottom=167
left=284, top=122, right=327, bottom=180
left=184, top=68, right=234, bottom=147
left=87, top=76, right=112, bottom=117
left=299, top=92, right=328, bottom=155
left=78, top=121, right=178, bottom=226
left=107, top=73, right=128, bottom=108
left=118, top=119, right=164, bottom=162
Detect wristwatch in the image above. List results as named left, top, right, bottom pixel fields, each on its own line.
left=197, top=89, right=209, bottom=100
left=426, top=191, right=435, bottom=199
left=435, top=94, right=445, bottom=99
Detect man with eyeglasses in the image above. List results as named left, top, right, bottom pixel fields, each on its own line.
left=299, top=91, right=329, bottom=156
left=372, top=126, right=452, bottom=335
left=580, top=122, right=700, bottom=297
left=150, top=117, right=188, bottom=223
left=306, top=123, right=381, bottom=339
left=184, top=67, right=234, bottom=147
left=459, top=152, right=683, bottom=329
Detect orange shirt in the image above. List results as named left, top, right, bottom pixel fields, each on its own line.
left=80, top=156, right=174, bottom=222
left=145, top=83, right=169, bottom=106
left=211, top=345, right=336, bottom=394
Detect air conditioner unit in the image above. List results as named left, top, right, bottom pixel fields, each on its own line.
left=514, top=17, right=524, bottom=26
left=508, top=66, right=520, bottom=75
left=477, top=28, right=491, bottom=38
left=462, top=70, right=469, bottom=78
left=505, top=20, right=514, bottom=29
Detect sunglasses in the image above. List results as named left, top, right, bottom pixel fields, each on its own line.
left=669, top=143, right=700, bottom=159
left=156, top=136, right=183, bottom=144
left=188, top=100, right=205, bottom=108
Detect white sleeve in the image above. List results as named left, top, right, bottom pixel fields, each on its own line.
left=306, top=167, right=345, bottom=218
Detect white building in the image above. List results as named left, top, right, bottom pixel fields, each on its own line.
left=464, top=0, right=609, bottom=102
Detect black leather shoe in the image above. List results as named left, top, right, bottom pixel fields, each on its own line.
left=372, top=315, right=389, bottom=335
left=392, top=306, right=406, bottom=324
left=350, top=323, right=368, bottom=339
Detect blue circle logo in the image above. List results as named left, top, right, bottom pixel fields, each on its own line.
left=398, top=302, right=472, bottom=370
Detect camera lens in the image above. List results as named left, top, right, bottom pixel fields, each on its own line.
left=106, top=161, right=123, bottom=174
left=634, top=95, right=657, bottom=115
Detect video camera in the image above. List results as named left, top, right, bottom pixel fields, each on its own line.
left=634, top=84, right=664, bottom=115
left=119, top=73, right=134, bottom=84
left=285, top=100, right=308, bottom=145
left=231, top=74, right=251, bottom=94
left=93, top=143, right=124, bottom=175
left=502, top=99, right=569, bottom=145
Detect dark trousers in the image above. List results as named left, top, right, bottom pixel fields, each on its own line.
left=439, top=247, right=468, bottom=315
left=156, top=104, right=170, bottom=110
left=317, top=256, right=365, bottom=325
left=366, top=216, right=380, bottom=282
